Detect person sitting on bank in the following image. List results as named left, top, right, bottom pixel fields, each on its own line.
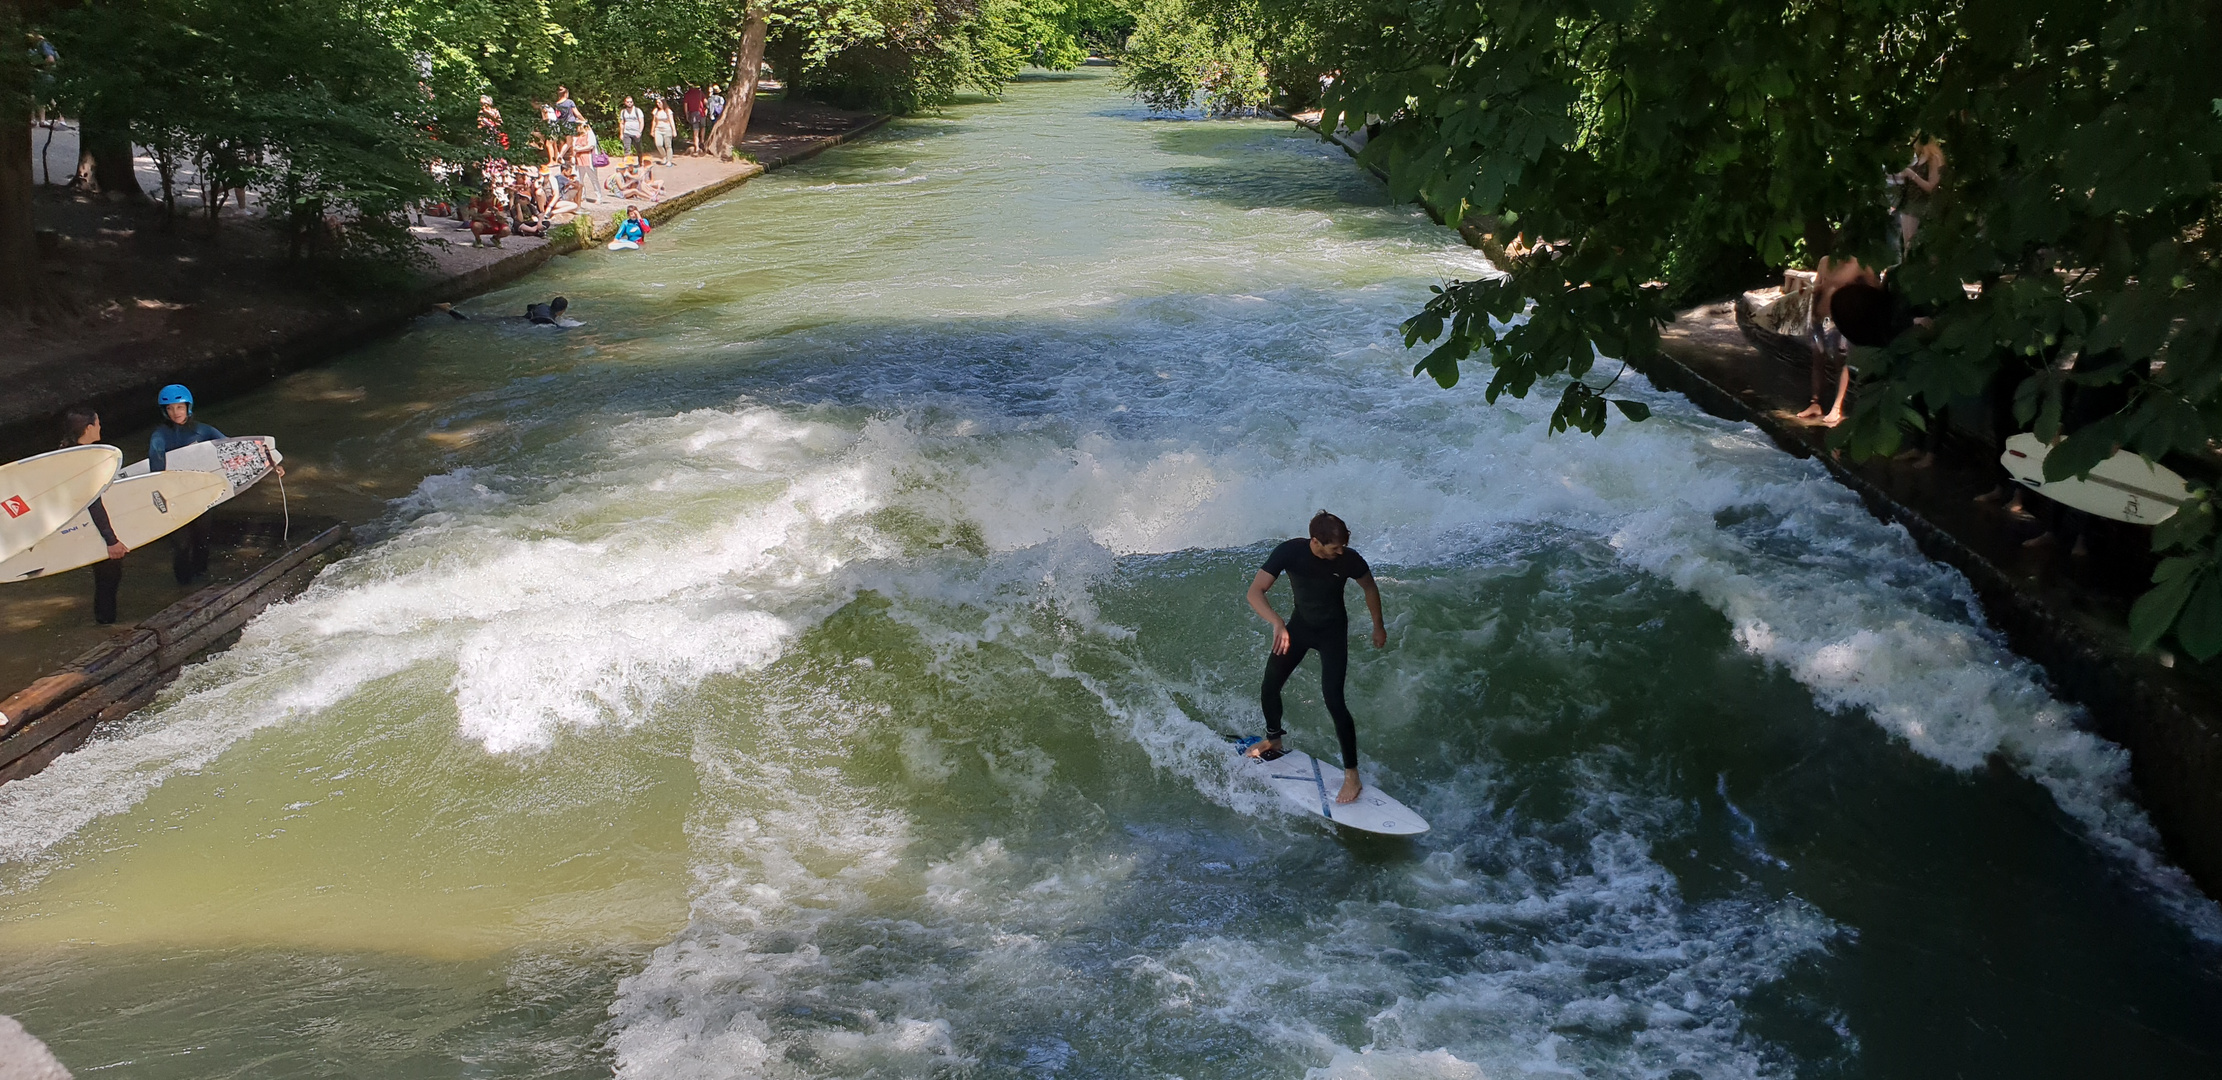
left=61, top=408, right=128, bottom=624
left=466, top=185, right=509, bottom=248
left=610, top=163, right=663, bottom=201
left=509, top=178, right=548, bottom=238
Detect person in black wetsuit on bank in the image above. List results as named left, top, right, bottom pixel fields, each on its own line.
left=1244, top=510, right=1388, bottom=805
left=61, top=408, right=128, bottom=624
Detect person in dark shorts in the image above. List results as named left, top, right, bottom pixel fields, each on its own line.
left=1243, top=510, right=1388, bottom=805
left=61, top=408, right=127, bottom=623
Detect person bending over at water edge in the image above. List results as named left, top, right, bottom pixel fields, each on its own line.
left=1245, top=511, right=1387, bottom=805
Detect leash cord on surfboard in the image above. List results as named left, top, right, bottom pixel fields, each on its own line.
left=262, top=442, right=289, bottom=545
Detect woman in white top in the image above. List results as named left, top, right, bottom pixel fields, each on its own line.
left=651, top=98, right=678, bottom=166
left=618, top=97, right=645, bottom=160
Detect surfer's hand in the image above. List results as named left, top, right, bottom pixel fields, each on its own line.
left=1271, top=622, right=1290, bottom=654
left=273, top=465, right=285, bottom=478
left=1371, top=625, right=1387, bottom=649
left=106, top=542, right=128, bottom=560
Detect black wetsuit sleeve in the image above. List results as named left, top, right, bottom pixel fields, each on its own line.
left=89, top=499, right=118, bottom=547
left=1347, top=550, right=1373, bottom=580
left=1261, top=539, right=1297, bottom=576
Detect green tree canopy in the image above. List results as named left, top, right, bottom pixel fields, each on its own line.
left=1126, top=0, right=2222, bottom=659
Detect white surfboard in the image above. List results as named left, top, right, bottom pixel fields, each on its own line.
left=119, top=436, right=281, bottom=502
left=0, top=445, right=124, bottom=563
left=1234, top=738, right=1429, bottom=836
left=0, top=470, right=231, bottom=581
left=2001, top=433, right=2191, bottom=525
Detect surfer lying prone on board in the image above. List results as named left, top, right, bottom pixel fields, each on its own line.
left=1244, top=510, right=1387, bottom=805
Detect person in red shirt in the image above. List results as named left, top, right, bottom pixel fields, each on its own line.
left=682, top=85, right=709, bottom=155
left=467, top=185, right=510, bottom=247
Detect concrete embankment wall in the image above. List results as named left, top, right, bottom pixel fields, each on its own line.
left=0, top=524, right=351, bottom=784
left=1291, top=114, right=2222, bottom=898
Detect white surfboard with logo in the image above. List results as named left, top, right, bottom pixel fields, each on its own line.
left=1235, top=738, right=1429, bottom=836
left=0, top=445, right=123, bottom=563
left=119, top=436, right=282, bottom=502
left=2001, top=433, right=2192, bottom=525
left=0, top=470, right=231, bottom=581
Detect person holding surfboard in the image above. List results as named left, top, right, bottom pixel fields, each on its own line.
left=61, top=409, right=128, bottom=623
left=1244, top=511, right=1387, bottom=805
left=149, top=384, right=281, bottom=585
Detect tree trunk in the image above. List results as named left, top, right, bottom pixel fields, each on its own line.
left=706, top=6, right=769, bottom=158
left=1, top=4, right=34, bottom=304
left=1, top=103, right=34, bottom=304
left=79, top=125, right=145, bottom=202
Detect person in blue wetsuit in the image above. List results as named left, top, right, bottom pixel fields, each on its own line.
left=1243, top=510, right=1388, bottom=805
left=148, top=384, right=225, bottom=584
left=61, top=408, right=128, bottom=623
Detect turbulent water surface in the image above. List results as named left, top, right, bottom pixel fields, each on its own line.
left=4, top=70, right=2220, bottom=1079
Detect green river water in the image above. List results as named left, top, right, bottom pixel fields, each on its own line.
left=3, top=69, right=2220, bottom=1079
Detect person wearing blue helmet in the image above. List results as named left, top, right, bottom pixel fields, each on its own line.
left=149, top=384, right=226, bottom=584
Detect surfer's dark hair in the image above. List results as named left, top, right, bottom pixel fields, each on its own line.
left=1309, top=510, right=1349, bottom=545
left=59, top=408, right=99, bottom=448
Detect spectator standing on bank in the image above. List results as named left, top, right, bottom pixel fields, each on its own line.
left=619, top=96, right=645, bottom=160
left=683, top=84, right=709, bottom=154
left=539, top=101, right=563, bottom=165
left=651, top=97, right=678, bottom=166
left=708, top=84, right=726, bottom=124
left=570, top=110, right=602, bottom=205
left=1892, top=137, right=1946, bottom=257
left=479, top=95, right=507, bottom=149
left=60, top=409, right=127, bottom=624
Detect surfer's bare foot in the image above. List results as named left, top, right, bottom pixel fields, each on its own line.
left=1975, top=486, right=2007, bottom=505
left=2022, top=531, right=2056, bottom=549
left=1820, top=410, right=1845, bottom=428
left=1337, top=769, right=1362, bottom=805
left=1796, top=402, right=1825, bottom=420
left=1246, top=738, right=1283, bottom=761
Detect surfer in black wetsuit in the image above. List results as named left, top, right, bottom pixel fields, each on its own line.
left=1244, top=511, right=1387, bottom=805
left=62, top=408, right=127, bottom=624
left=525, top=296, right=569, bottom=324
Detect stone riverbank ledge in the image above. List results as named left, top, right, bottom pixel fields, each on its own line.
left=1289, top=111, right=2222, bottom=899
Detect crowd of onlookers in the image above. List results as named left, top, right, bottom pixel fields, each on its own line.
left=427, top=83, right=732, bottom=248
